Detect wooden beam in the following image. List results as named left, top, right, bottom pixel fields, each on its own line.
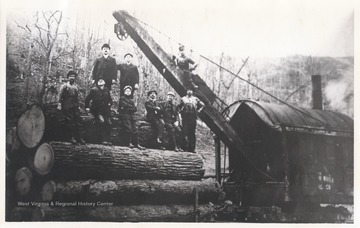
left=112, top=10, right=250, bottom=177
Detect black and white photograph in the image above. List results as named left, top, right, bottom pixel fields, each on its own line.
left=1, top=0, right=356, bottom=224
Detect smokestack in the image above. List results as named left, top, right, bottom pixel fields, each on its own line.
left=312, top=75, right=323, bottom=110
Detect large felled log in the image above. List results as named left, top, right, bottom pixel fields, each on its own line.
left=9, top=207, right=35, bottom=221
left=32, top=204, right=214, bottom=222
left=32, top=206, right=85, bottom=221
left=15, top=167, right=33, bottom=196
left=13, top=166, right=44, bottom=203
left=17, top=105, right=45, bottom=148
left=35, top=142, right=204, bottom=180
left=41, top=178, right=221, bottom=205
left=43, top=103, right=182, bottom=149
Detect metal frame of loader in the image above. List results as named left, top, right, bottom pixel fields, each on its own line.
left=112, top=10, right=353, bottom=222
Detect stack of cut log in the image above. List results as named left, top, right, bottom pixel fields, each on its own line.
left=7, top=104, right=221, bottom=222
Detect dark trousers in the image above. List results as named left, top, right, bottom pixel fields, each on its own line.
left=182, top=116, right=197, bottom=152
left=93, top=112, right=111, bottom=142
left=63, top=107, right=82, bottom=140
left=164, top=120, right=180, bottom=149
left=119, top=114, right=139, bottom=146
left=149, top=117, right=165, bottom=139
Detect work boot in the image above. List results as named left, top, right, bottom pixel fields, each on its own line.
left=101, top=141, right=112, bottom=146
left=77, top=138, right=86, bottom=145
left=70, top=137, right=77, bottom=145
left=135, top=144, right=145, bottom=150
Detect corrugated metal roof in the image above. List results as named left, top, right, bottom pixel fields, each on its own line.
left=226, top=100, right=353, bottom=134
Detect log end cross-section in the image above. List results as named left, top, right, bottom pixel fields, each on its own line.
left=15, top=167, right=33, bottom=196
left=17, top=105, right=45, bottom=149
left=34, top=143, right=54, bottom=175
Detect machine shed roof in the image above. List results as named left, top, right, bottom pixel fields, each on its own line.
left=226, top=100, right=353, bottom=135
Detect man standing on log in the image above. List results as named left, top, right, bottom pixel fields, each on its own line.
left=91, top=43, right=117, bottom=91
left=118, top=86, right=144, bottom=149
left=173, top=45, right=198, bottom=89
left=145, top=90, right=165, bottom=149
left=160, top=92, right=182, bottom=152
left=85, top=79, right=113, bottom=145
left=117, top=53, right=139, bottom=99
left=57, top=70, right=86, bottom=145
left=178, top=89, right=204, bottom=153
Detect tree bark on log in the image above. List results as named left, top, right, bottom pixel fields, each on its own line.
left=6, top=126, right=21, bottom=153
left=42, top=178, right=221, bottom=205
left=39, top=142, right=205, bottom=180
left=17, top=105, right=45, bottom=148
left=43, top=103, right=183, bottom=149
left=32, top=204, right=214, bottom=222
left=32, top=206, right=86, bottom=221
left=9, top=207, right=35, bottom=221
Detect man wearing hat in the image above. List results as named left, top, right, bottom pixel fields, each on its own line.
left=159, top=91, right=182, bottom=151
left=85, top=79, right=113, bottom=145
left=57, top=70, right=85, bottom=144
left=118, top=85, right=144, bottom=149
left=145, top=90, right=165, bottom=148
left=117, top=53, right=139, bottom=99
left=174, top=44, right=198, bottom=89
left=177, top=89, right=205, bottom=153
left=91, top=43, right=117, bottom=91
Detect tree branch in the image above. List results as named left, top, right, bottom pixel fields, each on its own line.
left=52, top=51, right=71, bottom=60
left=222, top=56, right=249, bottom=89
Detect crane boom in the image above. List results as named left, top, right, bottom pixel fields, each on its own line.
left=113, top=10, right=252, bottom=177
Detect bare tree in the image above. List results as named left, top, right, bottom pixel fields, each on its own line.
left=31, top=11, right=65, bottom=100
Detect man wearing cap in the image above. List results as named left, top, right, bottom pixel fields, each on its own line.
left=118, top=85, right=144, bottom=149
left=91, top=43, right=117, bottom=91
left=159, top=91, right=181, bottom=152
left=178, top=89, right=205, bottom=153
left=117, top=53, right=139, bottom=98
left=145, top=90, right=165, bottom=148
left=57, top=70, right=86, bottom=144
left=85, top=79, right=113, bottom=145
left=174, top=45, right=198, bottom=89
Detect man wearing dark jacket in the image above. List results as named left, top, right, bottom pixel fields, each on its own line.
left=91, top=43, right=117, bottom=91
left=85, top=79, right=113, bottom=145
left=173, top=45, right=198, bottom=89
left=118, top=86, right=144, bottom=149
left=57, top=70, right=85, bottom=144
left=145, top=90, right=165, bottom=147
left=160, top=91, right=181, bottom=151
left=117, top=53, right=139, bottom=98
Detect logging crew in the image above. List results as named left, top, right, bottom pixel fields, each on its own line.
left=173, top=45, right=198, bottom=89
left=85, top=79, right=113, bottom=145
left=160, top=91, right=182, bottom=152
left=117, top=53, right=139, bottom=98
left=145, top=90, right=165, bottom=148
left=178, top=89, right=205, bottom=153
left=118, top=86, right=144, bottom=149
left=57, top=70, right=86, bottom=145
left=91, top=43, right=117, bottom=91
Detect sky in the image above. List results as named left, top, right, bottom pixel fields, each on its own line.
left=1, top=0, right=355, bottom=58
